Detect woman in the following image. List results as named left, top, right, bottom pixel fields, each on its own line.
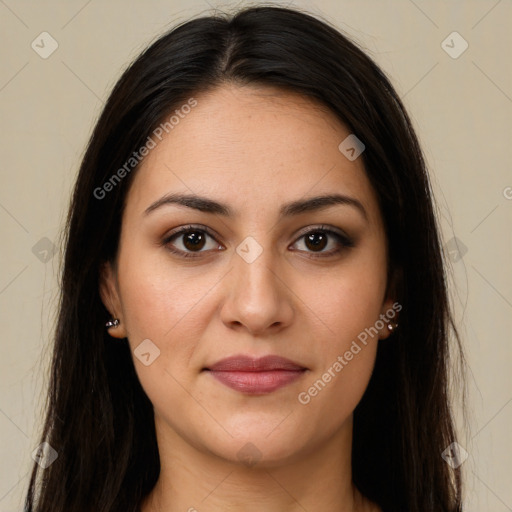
left=24, top=5, right=466, bottom=512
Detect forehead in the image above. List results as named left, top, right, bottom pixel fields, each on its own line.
left=125, top=84, right=381, bottom=226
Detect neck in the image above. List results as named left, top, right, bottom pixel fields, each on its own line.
left=141, top=414, right=378, bottom=512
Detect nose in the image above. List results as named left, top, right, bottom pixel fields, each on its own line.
left=219, top=246, right=295, bottom=336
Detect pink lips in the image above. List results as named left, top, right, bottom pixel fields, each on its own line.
left=205, top=355, right=306, bottom=394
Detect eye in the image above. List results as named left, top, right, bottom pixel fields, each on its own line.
left=163, top=225, right=222, bottom=258
left=290, top=226, right=354, bottom=258
left=162, top=224, right=354, bottom=260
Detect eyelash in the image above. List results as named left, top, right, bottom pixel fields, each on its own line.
left=162, top=224, right=355, bottom=260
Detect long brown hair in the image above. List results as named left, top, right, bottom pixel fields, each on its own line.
left=24, top=6, right=466, bottom=511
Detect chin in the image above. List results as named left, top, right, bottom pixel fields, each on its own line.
left=203, top=416, right=315, bottom=468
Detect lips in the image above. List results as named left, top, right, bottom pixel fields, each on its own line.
left=204, top=355, right=307, bottom=394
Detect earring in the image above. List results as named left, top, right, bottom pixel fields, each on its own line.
left=387, top=321, right=399, bottom=333
left=105, top=318, right=120, bottom=329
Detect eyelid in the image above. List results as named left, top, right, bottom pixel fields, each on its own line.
left=163, top=224, right=221, bottom=244
left=288, top=224, right=355, bottom=258
left=162, top=223, right=354, bottom=258
left=292, top=224, right=352, bottom=243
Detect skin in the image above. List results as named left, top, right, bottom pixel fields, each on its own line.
left=100, top=84, right=396, bottom=512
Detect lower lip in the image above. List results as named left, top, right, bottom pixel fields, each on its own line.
left=207, top=369, right=305, bottom=394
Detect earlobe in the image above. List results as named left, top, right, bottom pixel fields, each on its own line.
left=99, top=261, right=127, bottom=339
left=378, top=296, right=400, bottom=340
left=378, top=265, right=402, bottom=340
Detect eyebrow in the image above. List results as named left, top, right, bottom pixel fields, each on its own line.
left=144, top=192, right=368, bottom=221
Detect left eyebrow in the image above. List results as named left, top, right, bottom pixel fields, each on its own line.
left=143, top=192, right=368, bottom=222
left=279, top=194, right=368, bottom=222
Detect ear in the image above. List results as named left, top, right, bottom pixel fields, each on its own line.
left=99, top=261, right=127, bottom=339
left=377, top=266, right=402, bottom=340
left=377, top=297, right=397, bottom=340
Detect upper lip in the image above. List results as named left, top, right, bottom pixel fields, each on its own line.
left=205, top=355, right=306, bottom=372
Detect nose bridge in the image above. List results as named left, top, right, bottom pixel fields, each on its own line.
left=221, top=235, right=293, bottom=332
left=239, top=249, right=277, bottom=297
left=234, top=238, right=281, bottom=306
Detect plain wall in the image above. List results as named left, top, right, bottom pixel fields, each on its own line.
left=1, top=0, right=511, bottom=510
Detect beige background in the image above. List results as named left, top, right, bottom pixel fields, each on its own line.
left=1, top=0, right=511, bottom=510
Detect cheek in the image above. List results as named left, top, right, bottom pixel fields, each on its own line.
left=115, top=253, right=219, bottom=422
left=117, top=243, right=213, bottom=335
left=307, top=252, right=387, bottom=348
left=295, top=277, right=382, bottom=429
left=115, top=247, right=219, bottom=378
left=294, top=246, right=386, bottom=411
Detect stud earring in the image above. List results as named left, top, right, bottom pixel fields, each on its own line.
left=105, top=318, right=120, bottom=329
left=387, top=321, right=399, bottom=333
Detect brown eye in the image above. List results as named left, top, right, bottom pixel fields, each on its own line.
left=163, top=225, right=221, bottom=258
left=291, top=227, right=354, bottom=258
left=304, top=231, right=328, bottom=252
left=182, top=231, right=207, bottom=251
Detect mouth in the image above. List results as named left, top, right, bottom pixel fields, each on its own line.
left=202, top=355, right=307, bottom=395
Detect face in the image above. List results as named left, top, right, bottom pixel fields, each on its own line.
left=101, top=84, right=396, bottom=466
